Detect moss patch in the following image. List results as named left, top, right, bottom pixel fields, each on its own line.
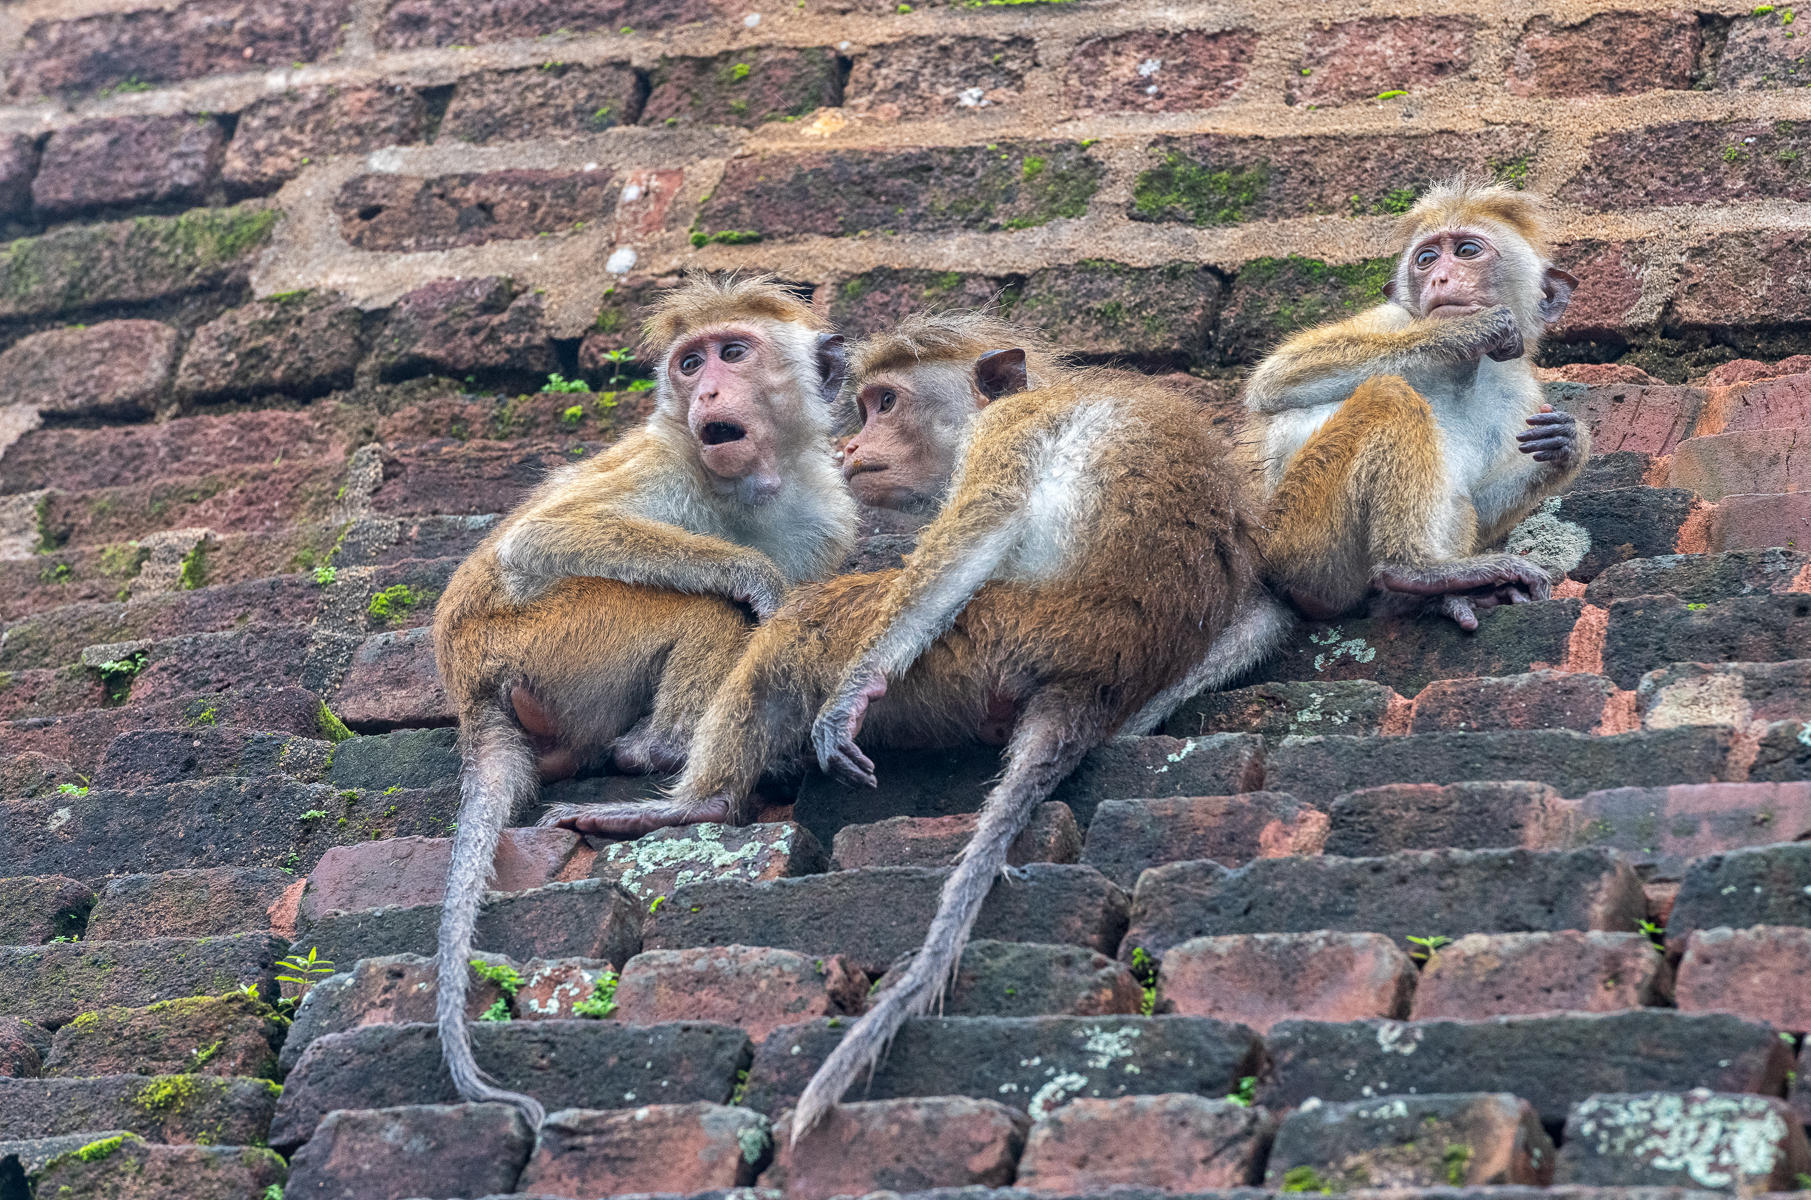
left=1132, top=153, right=1272, bottom=225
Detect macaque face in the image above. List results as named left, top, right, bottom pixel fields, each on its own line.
left=668, top=322, right=806, bottom=485
left=1406, top=230, right=1503, bottom=319
left=839, top=361, right=977, bottom=513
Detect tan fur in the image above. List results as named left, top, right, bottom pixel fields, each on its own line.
left=1393, top=177, right=1549, bottom=256
left=639, top=270, right=822, bottom=356
left=849, top=310, right=1065, bottom=390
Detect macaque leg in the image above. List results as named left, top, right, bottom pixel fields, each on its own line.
left=609, top=617, right=752, bottom=776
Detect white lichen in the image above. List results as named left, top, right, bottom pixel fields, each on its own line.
left=1028, top=1071, right=1088, bottom=1120
left=1506, top=497, right=1591, bottom=577
left=1570, top=1091, right=1790, bottom=1188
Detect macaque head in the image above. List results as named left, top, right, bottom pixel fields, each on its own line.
left=839, top=314, right=1046, bottom=514
left=644, top=272, right=846, bottom=500
left=1383, top=178, right=1579, bottom=337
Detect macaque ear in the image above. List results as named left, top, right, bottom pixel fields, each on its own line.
left=814, top=333, right=848, bottom=402
left=1539, top=267, right=1578, bottom=325
left=974, top=348, right=1028, bottom=405
left=1382, top=278, right=1398, bottom=301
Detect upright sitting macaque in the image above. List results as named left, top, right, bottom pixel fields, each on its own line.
left=1244, top=177, right=1588, bottom=630
left=430, top=273, right=856, bottom=1123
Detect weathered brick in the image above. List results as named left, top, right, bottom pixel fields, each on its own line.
left=877, top=940, right=1143, bottom=1019
left=43, top=992, right=283, bottom=1079
left=1412, top=931, right=1669, bottom=1021
left=646, top=48, right=842, bottom=128
left=1557, top=1091, right=1811, bottom=1188
left=1748, top=715, right=1811, bottom=781
left=521, top=1103, right=766, bottom=1195
left=1130, top=130, right=1536, bottom=227
left=0, top=875, right=92, bottom=945
left=1064, top=29, right=1255, bottom=114
left=336, top=170, right=615, bottom=252
left=647, top=864, right=1126, bottom=977
left=5, top=0, right=353, bottom=97
left=2, top=685, right=329, bottom=774
left=514, top=956, right=616, bottom=1019
left=1268, top=1092, right=1552, bottom=1187
left=329, top=627, right=452, bottom=728
left=0, top=1016, right=47, bottom=1077
left=440, top=62, right=643, bottom=143
left=25, top=1136, right=286, bottom=1199
left=373, top=276, right=557, bottom=382
left=278, top=953, right=505, bottom=1072
left=1016, top=1094, right=1271, bottom=1191
left=846, top=36, right=1035, bottom=119
left=1557, top=381, right=1706, bottom=456
left=1324, top=781, right=1569, bottom=857
left=1123, top=848, right=1645, bottom=962
left=591, top=821, right=827, bottom=904
left=1585, top=547, right=1809, bottom=606
left=271, top=1020, right=750, bottom=1150
left=614, top=946, right=866, bottom=1040
left=1673, top=230, right=1811, bottom=328
left=299, top=830, right=584, bottom=924
left=379, top=0, right=711, bottom=49
left=1567, top=119, right=1811, bottom=211
left=832, top=804, right=1078, bottom=872
left=0, top=133, right=37, bottom=219
left=1603, top=594, right=1811, bottom=687
left=1568, top=448, right=1656, bottom=494
left=0, top=1073, right=280, bottom=1142
left=1549, top=240, right=1645, bottom=342
left=828, top=268, right=1017, bottom=339
left=1565, top=782, right=1811, bottom=879
left=745, top=1015, right=1260, bottom=1116
left=174, top=293, right=365, bottom=403
left=1508, top=11, right=1702, bottom=97
left=1264, top=1011, right=1791, bottom=1128
left=285, top=1103, right=533, bottom=1200
left=1012, top=262, right=1219, bottom=362
left=1288, top=17, right=1477, bottom=107
left=1702, top=491, right=1811, bottom=553
left=1640, top=660, right=1811, bottom=731
left=1158, top=932, right=1415, bottom=1033
left=1713, top=369, right=1811, bottom=434
left=1265, top=727, right=1735, bottom=808
left=1679, top=428, right=1811, bottom=499
left=769, top=1098, right=1022, bottom=1200
left=1668, top=842, right=1811, bottom=942
left=1408, top=670, right=1619, bottom=734
left=224, top=84, right=429, bottom=196
left=699, top=143, right=1102, bottom=240
left=1163, top=679, right=1402, bottom=742
left=0, top=320, right=178, bottom=419
left=1675, top=925, right=1811, bottom=1029
left=1080, top=793, right=1326, bottom=889
left=1719, top=8, right=1811, bottom=89
left=32, top=115, right=225, bottom=217
left=1547, top=487, right=1698, bottom=581
left=0, top=933, right=283, bottom=1028
left=86, top=867, right=293, bottom=941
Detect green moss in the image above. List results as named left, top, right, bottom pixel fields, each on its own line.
left=1444, top=1143, right=1473, bottom=1184
left=315, top=702, right=355, bottom=744
left=98, top=541, right=150, bottom=578
left=367, top=583, right=437, bottom=625
left=74, top=1134, right=126, bottom=1163
left=177, top=541, right=209, bottom=590
left=1280, top=1165, right=1331, bottom=1193
left=469, top=958, right=525, bottom=994
left=689, top=229, right=763, bottom=247
left=1132, top=153, right=1271, bottom=226
left=135, top=1074, right=205, bottom=1113
left=1021, top=155, right=1047, bottom=180
left=1492, top=155, right=1532, bottom=189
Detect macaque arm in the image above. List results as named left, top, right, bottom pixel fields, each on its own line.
left=1472, top=415, right=1591, bottom=545
left=1244, top=304, right=1502, bottom=414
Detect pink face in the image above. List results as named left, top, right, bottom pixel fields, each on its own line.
left=1408, top=230, right=1502, bottom=319
left=839, top=364, right=973, bottom=514
left=668, top=324, right=780, bottom=481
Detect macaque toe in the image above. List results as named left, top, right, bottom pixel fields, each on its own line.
left=1437, top=593, right=1480, bottom=631
left=541, top=796, right=731, bottom=837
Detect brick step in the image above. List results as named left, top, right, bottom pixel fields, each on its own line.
left=1696, top=491, right=1811, bottom=554
left=0, top=1134, right=287, bottom=1200
left=828, top=802, right=1082, bottom=870
left=1669, top=428, right=1811, bottom=501
left=1, top=685, right=335, bottom=772
left=37, top=990, right=285, bottom=1081
left=1666, top=841, right=1811, bottom=946
left=0, top=933, right=283, bottom=1029
left=1544, top=485, right=1701, bottom=583
left=1264, top=1092, right=1552, bottom=1189
left=34, top=463, right=345, bottom=554
left=0, top=1075, right=281, bottom=1148
left=0, top=875, right=92, bottom=944
left=1584, top=546, right=1810, bottom=606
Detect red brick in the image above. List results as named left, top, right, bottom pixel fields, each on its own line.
left=646, top=47, right=842, bottom=128
left=336, top=170, right=615, bottom=252
left=5, top=0, right=353, bottom=98
left=1408, top=670, right=1620, bottom=734
left=1411, top=931, right=1669, bottom=1020
left=1267, top=1093, right=1552, bottom=1188
left=32, top=115, right=225, bottom=217
left=829, top=268, right=1017, bottom=339
left=1164, top=679, right=1404, bottom=741
left=0, top=1016, right=44, bottom=1078
left=1565, top=120, right=1811, bottom=211
left=1564, top=382, right=1707, bottom=456
left=1673, top=429, right=1811, bottom=500
left=1325, top=781, right=1570, bottom=857
left=521, top=1103, right=768, bottom=1195
left=1700, top=355, right=1811, bottom=385
left=1288, top=17, right=1476, bottom=107
left=175, top=293, right=366, bottom=403
left=1065, top=29, right=1255, bottom=114
left=1700, top=492, right=1811, bottom=553
left=1673, top=231, right=1811, bottom=328
left=299, top=829, right=582, bottom=923
left=372, top=276, right=557, bottom=382
left=0, top=875, right=93, bottom=945
left=1158, top=931, right=1415, bottom=1033
left=614, top=946, right=866, bottom=1040
left=329, top=628, right=451, bottom=729
left=1508, top=11, right=1702, bottom=97
left=1717, top=9, right=1811, bottom=89
left=87, top=867, right=293, bottom=940
left=830, top=803, right=1080, bottom=871
left=43, top=991, right=283, bottom=1079
left=0, top=320, right=177, bottom=420
left=1017, top=1094, right=1273, bottom=1191
left=1675, top=925, right=1811, bottom=1029
left=767, top=1098, right=1026, bottom=1200
left=1709, top=371, right=1811, bottom=435
left=1542, top=362, right=1664, bottom=387
left=1080, top=793, right=1328, bottom=889
left=514, top=957, right=616, bottom=1019
left=379, top=0, right=711, bottom=50
left=1566, top=782, right=1811, bottom=877
left=0, top=133, right=37, bottom=219
left=846, top=36, right=1035, bottom=119
left=440, top=63, right=643, bottom=142
left=30, top=1139, right=287, bottom=1200
left=224, top=83, right=429, bottom=197
left=1557, top=1091, right=1811, bottom=1188
left=591, top=821, right=827, bottom=903
left=279, top=953, right=507, bottom=1072
left=0, top=407, right=337, bottom=496
left=284, top=1103, right=534, bottom=1200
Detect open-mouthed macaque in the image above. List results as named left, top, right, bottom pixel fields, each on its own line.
left=546, top=312, right=1271, bottom=1133
left=430, top=273, right=856, bottom=1124
left=1244, top=178, right=1588, bottom=630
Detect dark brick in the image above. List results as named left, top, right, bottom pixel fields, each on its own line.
left=646, top=47, right=842, bottom=128
left=224, top=83, right=429, bottom=197
left=1672, top=230, right=1811, bottom=328
left=874, top=939, right=1143, bottom=1019
left=1408, top=671, right=1618, bottom=734
left=1130, top=129, right=1537, bottom=227
left=1668, top=842, right=1811, bottom=942
left=647, top=864, right=1126, bottom=977
left=1012, top=261, right=1219, bottom=362
left=86, top=867, right=292, bottom=941
left=1548, top=487, right=1697, bottom=581
left=5, top=0, right=353, bottom=98
left=1324, top=781, right=1569, bottom=858
left=1568, top=448, right=1656, bottom=494
left=1264, top=1011, right=1791, bottom=1131
left=0, top=933, right=283, bottom=1029
left=0, top=1016, right=46, bottom=1077
left=271, top=1020, right=751, bottom=1150
left=379, top=0, right=711, bottom=50
left=1158, top=931, right=1415, bottom=1034
left=1557, top=1091, right=1811, bottom=1188
left=25, top=1136, right=286, bottom=1199
left=1265, top=1093, right=1552, bottom=1188
left=1, top=686, right=329, bottom=774
left=0, top=876, right=92, bottom=945
left=828, top=268, right=1018, bottom=339
left=1266, top=727, right=1735, bottom=808
left=1018, top=1095, right=1271, bottom=1191
left=174, top=293, right=365, bottom=402
left=363, top=444, right=587, bottom=517
left=1217, top=255, right=1393, bottom=365
left=1080, top=793, right=1326, bottom=888
left=318, top=727, right=458, bottom=793
left=1508, top=11, right=1702, bottom=97
left=1162, top=679, right=1402, bottom=741
left=1123, top=848, right=1645, bottom=961
left=1564, top=782, right=1811, bottom=880
left=91, top=728, right=326, bottom=791
left=278, top=953, right=504, bottom=1073
left=43, top=992, right=283, bottom=1079
left=1585, top=548, right=1809, bottom=606
left=699, top=143, right=1103, bottom=240
left=747, top=1014, right=1260, bottom=1116
left=0, top=1074, right=280, bottom=1142
left=1288, top=17, right=1477, bottom=107
left=771, top=1097, right=1023, bottom=1200
left=1675, top=925, right=1811, bottom=1030
left=1567, top=120, right=1811, bottom=211
left=1051, top=735, right=1266, bottom=825
left=1412, top=931, right=1671, bottom=1020
left=441, top=63, right=643, bottom=142
left=846, top=36, right=1035, bottom=119
left=1603, top=593, right=1811, bottom=687
left=592, top=821, right=827, bottom=903
left=373, top=276, right=558, bottom=381
left=1719, top=9, right=1811, bottom=89
left=32, top=115, right=225, bottom=217
left=0, top=204, right=280, bottom=320
left=1065, top=29, right=1255, bottom=114
left=1749, top=716, right=1811, bottom=781
left=285, top=1103, right=533, bottom=1200
left=830, top=804, right=1079, bottom=871
left=0, top=320, right=177, bottom=419
left=0, top=133, right=37, bottom=219
left=336, top=170, right=615, bottom=252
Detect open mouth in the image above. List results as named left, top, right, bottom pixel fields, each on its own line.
left=700, top=421, right=747, bottom=446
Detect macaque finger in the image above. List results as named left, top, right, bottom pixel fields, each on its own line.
left=1518, top=437, right=1572, bottom=455
left=1525, top=410, right=1574, bottom=426
left=1506, top=586, right=1531, bottom=604
left=539, top=796, right=732, bottom=837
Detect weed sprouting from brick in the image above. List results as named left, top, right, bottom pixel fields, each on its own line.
left=1406, top=934, right=1452, bottom=963
left=275, top=947, right=336, bottom=1009
left=1225, top=1075, right=1257, bottom=1107
left=94, top=651, right=148, bottom=704
left=573, top=971, right=620, bottom=1018
left=368, top=584, right=437, bottom=625
left=1129, top=945, right=1159, bottom=1014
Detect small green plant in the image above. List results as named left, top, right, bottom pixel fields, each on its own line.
left=572, top=971, right=619, bottom=1018
left=1376, top=88, right=1407, bottom=100
left=478, top=997, right=513, bottom=1022
left=1638, top=919, right=1667, bottom=954
left=368, top=584, right=436, bottom=625
left=240, top=983, right=263, bottom=1000
left=1281, top=1165, right=1331, bottom=1193
left=1686, top=601, right=1708, bottom=610
left=58, top=782, right=89, bottom=797
left=313, top=565, right=338, bottom=586
left=275, top=947, right=336, bottom=1005
left=729, top=61, right=752, bottom=81
left=470, top=958, right=525, bottom=994
left=49, top=934, right=78, bottom=944
left=689, top=229, right=763, bottom=247
left=95, top=652, right=149, bottom=704
left=1444, top=1143, right=1472, bottom=1184
left=298, top=809, right=328, bottom=822
left=73, top=1135, right=126, bottom=1163
left=649, top=895, right=666, bottom=913
left=561, top=404, right=585, bottom=425
left=1406, top=934, right=1451, bottom=963
left=264, top=1185, right=286, bottom=1200
left=542, top=372, right=591, bottom=394
left=1224, top=1075, right=1257, bottom=1107
left=1129, top=945, right=1158, bottom=1015
left=729, top=1066, right=751, bottom=1104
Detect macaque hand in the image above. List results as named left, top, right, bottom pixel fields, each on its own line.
left=810, top=666, right=887, bottom=788
left=731, top=562, right=788, bottom=620
left=1517, top=405, right=1579, bottom=468
left=1463, top=305, right=1524, bottom=363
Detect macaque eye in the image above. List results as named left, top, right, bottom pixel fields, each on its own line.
left=719, top=341, right=750, bottom=363
left=679, top=352, right=704, bottom=374
left=877, top=389, right=897, bottom=415
left=1415, top=247, right=1439, bottom=268
left=1456, top=240, right=1482, bottom=258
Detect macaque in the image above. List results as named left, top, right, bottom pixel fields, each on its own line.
left=1243, top=177, right=1588, bottom=630
left=430, top=273, right=856, bottom=1124
left=543, top=313, right=1271, bottom=1133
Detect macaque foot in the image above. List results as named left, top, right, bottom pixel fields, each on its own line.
left=1372, top=554, right=1553, bottom=602
left=538, top=794, right=733, bottom=838
left=610, top=724, right=687, bottom=775
left=810, top=668, right=888, bottom=788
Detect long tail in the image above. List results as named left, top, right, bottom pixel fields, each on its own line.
left=790, top=697, right=1102, bottom=1137
left=1118, top=587, right=1294, bottom=737
left=436, top=702, right=546, bottom=1128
